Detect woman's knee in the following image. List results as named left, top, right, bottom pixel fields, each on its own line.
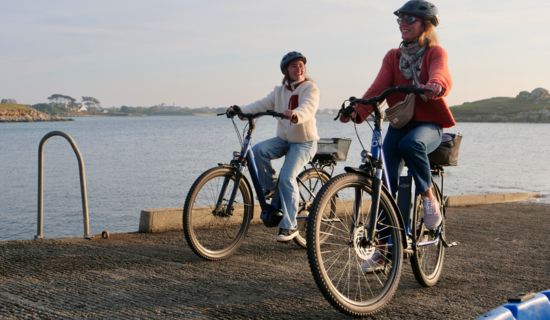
left=278, top=173, right=297, bottom=189
left=278, top=173, right=293, bottom=184
left=252, top=143, right=266, bottom=156
left=398, top=139, right=426, bottom=155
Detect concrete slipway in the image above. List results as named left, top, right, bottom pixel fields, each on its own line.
left=1, top=194, right=549, bottom=319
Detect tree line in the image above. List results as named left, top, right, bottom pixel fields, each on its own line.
left=104, top=105, right=226, bottom=116
left=31, top=93, right=226, bottom=116
left=32, top=94, right=102, bottom=115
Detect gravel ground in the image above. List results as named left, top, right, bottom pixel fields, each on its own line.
left=1, top=202, right=549, bottom=319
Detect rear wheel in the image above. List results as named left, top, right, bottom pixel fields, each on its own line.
left=294, top=168, right=331, bottom=248
left=307, top=173, right=403, bottom=317
left=410, top=181, right=445, bottom=287
left=183, top=166, right=253, bottom=260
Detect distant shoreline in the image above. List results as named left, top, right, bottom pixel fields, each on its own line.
left=1, top=105, right=550, bottom=123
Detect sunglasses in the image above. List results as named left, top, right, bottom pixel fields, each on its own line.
left=397, top=15, right=419, bottom=25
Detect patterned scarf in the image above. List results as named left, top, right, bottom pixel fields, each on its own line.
left=399, top=41, right=426, bottom=85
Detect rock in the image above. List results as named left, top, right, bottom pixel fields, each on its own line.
left=516, top=90, right=531, bottom=100
left=530, top=87, right=550, bottom=102
left=0, top=107, right=68, bottom=122
left=516, top=87, right=550, bottom=103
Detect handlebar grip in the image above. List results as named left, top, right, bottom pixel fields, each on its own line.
left=349, top=97, right=371, bottom=106
left=223, top=105, right=241, bottom=118
left=265, top=110, right=287, bottom=119
left=398, top=85, right=430, bottom=95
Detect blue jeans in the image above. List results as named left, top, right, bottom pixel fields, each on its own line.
left=252, top=137, right=317, bottom=230
left=383, top=122, right=442, bottom=196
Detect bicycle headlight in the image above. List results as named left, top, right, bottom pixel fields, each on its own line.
left=361, top=150, right=370, bottom=163
left=232, top=151, right=241, bottom=161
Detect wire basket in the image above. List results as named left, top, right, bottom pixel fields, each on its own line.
left=315, top=138, right=352, bottom=162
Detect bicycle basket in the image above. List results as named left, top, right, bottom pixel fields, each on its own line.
left=428, top=132, right=462, bottom=166
left=315, top=138, right=352, bottom=162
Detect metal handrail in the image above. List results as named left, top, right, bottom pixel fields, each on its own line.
left=36, top=131, right=91, bottom=239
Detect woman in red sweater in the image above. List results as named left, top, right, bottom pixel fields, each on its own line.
left=343, top=1, right=455, bottom=241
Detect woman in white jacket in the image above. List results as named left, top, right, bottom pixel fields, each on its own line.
left=229, top=51, right=320, bottom=242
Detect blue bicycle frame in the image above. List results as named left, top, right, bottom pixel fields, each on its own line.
left=219, top=110, right=286, bottom=227
left=240, top=125, right=270, bottom=208
left=343, top=86, right=429, bottom=246
left=364, top=102, right=389, bottom=245
left=366, top=118, right=420, bottom=245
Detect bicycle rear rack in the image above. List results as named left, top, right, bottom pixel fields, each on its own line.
left=36, top=131, right=92, bottom=240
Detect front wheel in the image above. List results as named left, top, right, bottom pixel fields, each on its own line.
left=307, top=173, right=403, bottom=317
left=410, top=181, right=445, bottom=287
left=183, top=166, right=253, bottom=260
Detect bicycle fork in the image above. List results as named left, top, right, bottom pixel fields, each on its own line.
left=213, top=145, right=251, bottom=218
left=213, top=167, right=243, bottom=217
left=364, top=168, right=384, bottom=246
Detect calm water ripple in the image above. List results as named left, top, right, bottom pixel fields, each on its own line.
left=1, top=115, right=549, bottom=240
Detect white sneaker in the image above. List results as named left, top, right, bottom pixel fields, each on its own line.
left=361, top=250, right=386, bottom=273
left=276, top=228, right=299, bottom=242
left=423, top=197, right=442, bottom=230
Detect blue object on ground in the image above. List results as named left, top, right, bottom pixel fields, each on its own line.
left=477, top=290, right=550, bottom=320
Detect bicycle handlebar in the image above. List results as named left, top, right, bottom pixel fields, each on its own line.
left=350, top=85, right=428, bottom=106
left=218, top=108, right=288, bottom=120
left=334, top=85, right=430, bottom=121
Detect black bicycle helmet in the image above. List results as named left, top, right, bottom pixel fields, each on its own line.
left=280, top=51, right=307, bottom=73
left=394, top=0, right=439, bottom=26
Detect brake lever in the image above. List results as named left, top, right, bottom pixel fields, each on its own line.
left=333, top=100, right=349, bottom=121
left=333, top=100, right=357, bottom=121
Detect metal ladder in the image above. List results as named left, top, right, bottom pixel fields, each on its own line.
left=36, top=131, right=92, bottom=239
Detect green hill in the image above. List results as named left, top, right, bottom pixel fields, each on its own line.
left=451, top=88, right=550, bottom=123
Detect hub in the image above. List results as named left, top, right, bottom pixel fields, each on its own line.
left=353, top=227, right=376, bottom=260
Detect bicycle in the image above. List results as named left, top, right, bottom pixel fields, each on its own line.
left=306, top=85, right=458, bottom=317
left=183, top=109, right=350, bottom=260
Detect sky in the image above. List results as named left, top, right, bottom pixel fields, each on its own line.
left=1, top=0, right=549, bottom=109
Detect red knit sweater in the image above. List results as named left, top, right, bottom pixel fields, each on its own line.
left=357, top=45, right=456, bottom=128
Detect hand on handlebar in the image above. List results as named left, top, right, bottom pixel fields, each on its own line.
left=283, top=109, right=298, bottom=123
left=418, top=83, right=443, bottom=99
left=338, top=100, right=369, bottom=124
left=338, top=109, right=362, bottom=123
left=226, top=105, right=242, bottom=118
left=339, top=107, right=357, bottom=124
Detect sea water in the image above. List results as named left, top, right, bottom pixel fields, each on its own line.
left=1, top=115, right=549, bottom=240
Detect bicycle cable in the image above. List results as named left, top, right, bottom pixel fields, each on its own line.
left=352, top=100, right=388, bottom=154
left=353, top=122, right=366, bottom=152
left=230, top=117, right=244, bottom=148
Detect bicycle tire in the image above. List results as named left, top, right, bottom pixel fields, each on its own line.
left=183, top=166, right=253, bottom=260
left=410, top=180, right=445, bottom=287
left=294, top=168, right=331, bottom=248
left=307, top=173, right=403, bottom=317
